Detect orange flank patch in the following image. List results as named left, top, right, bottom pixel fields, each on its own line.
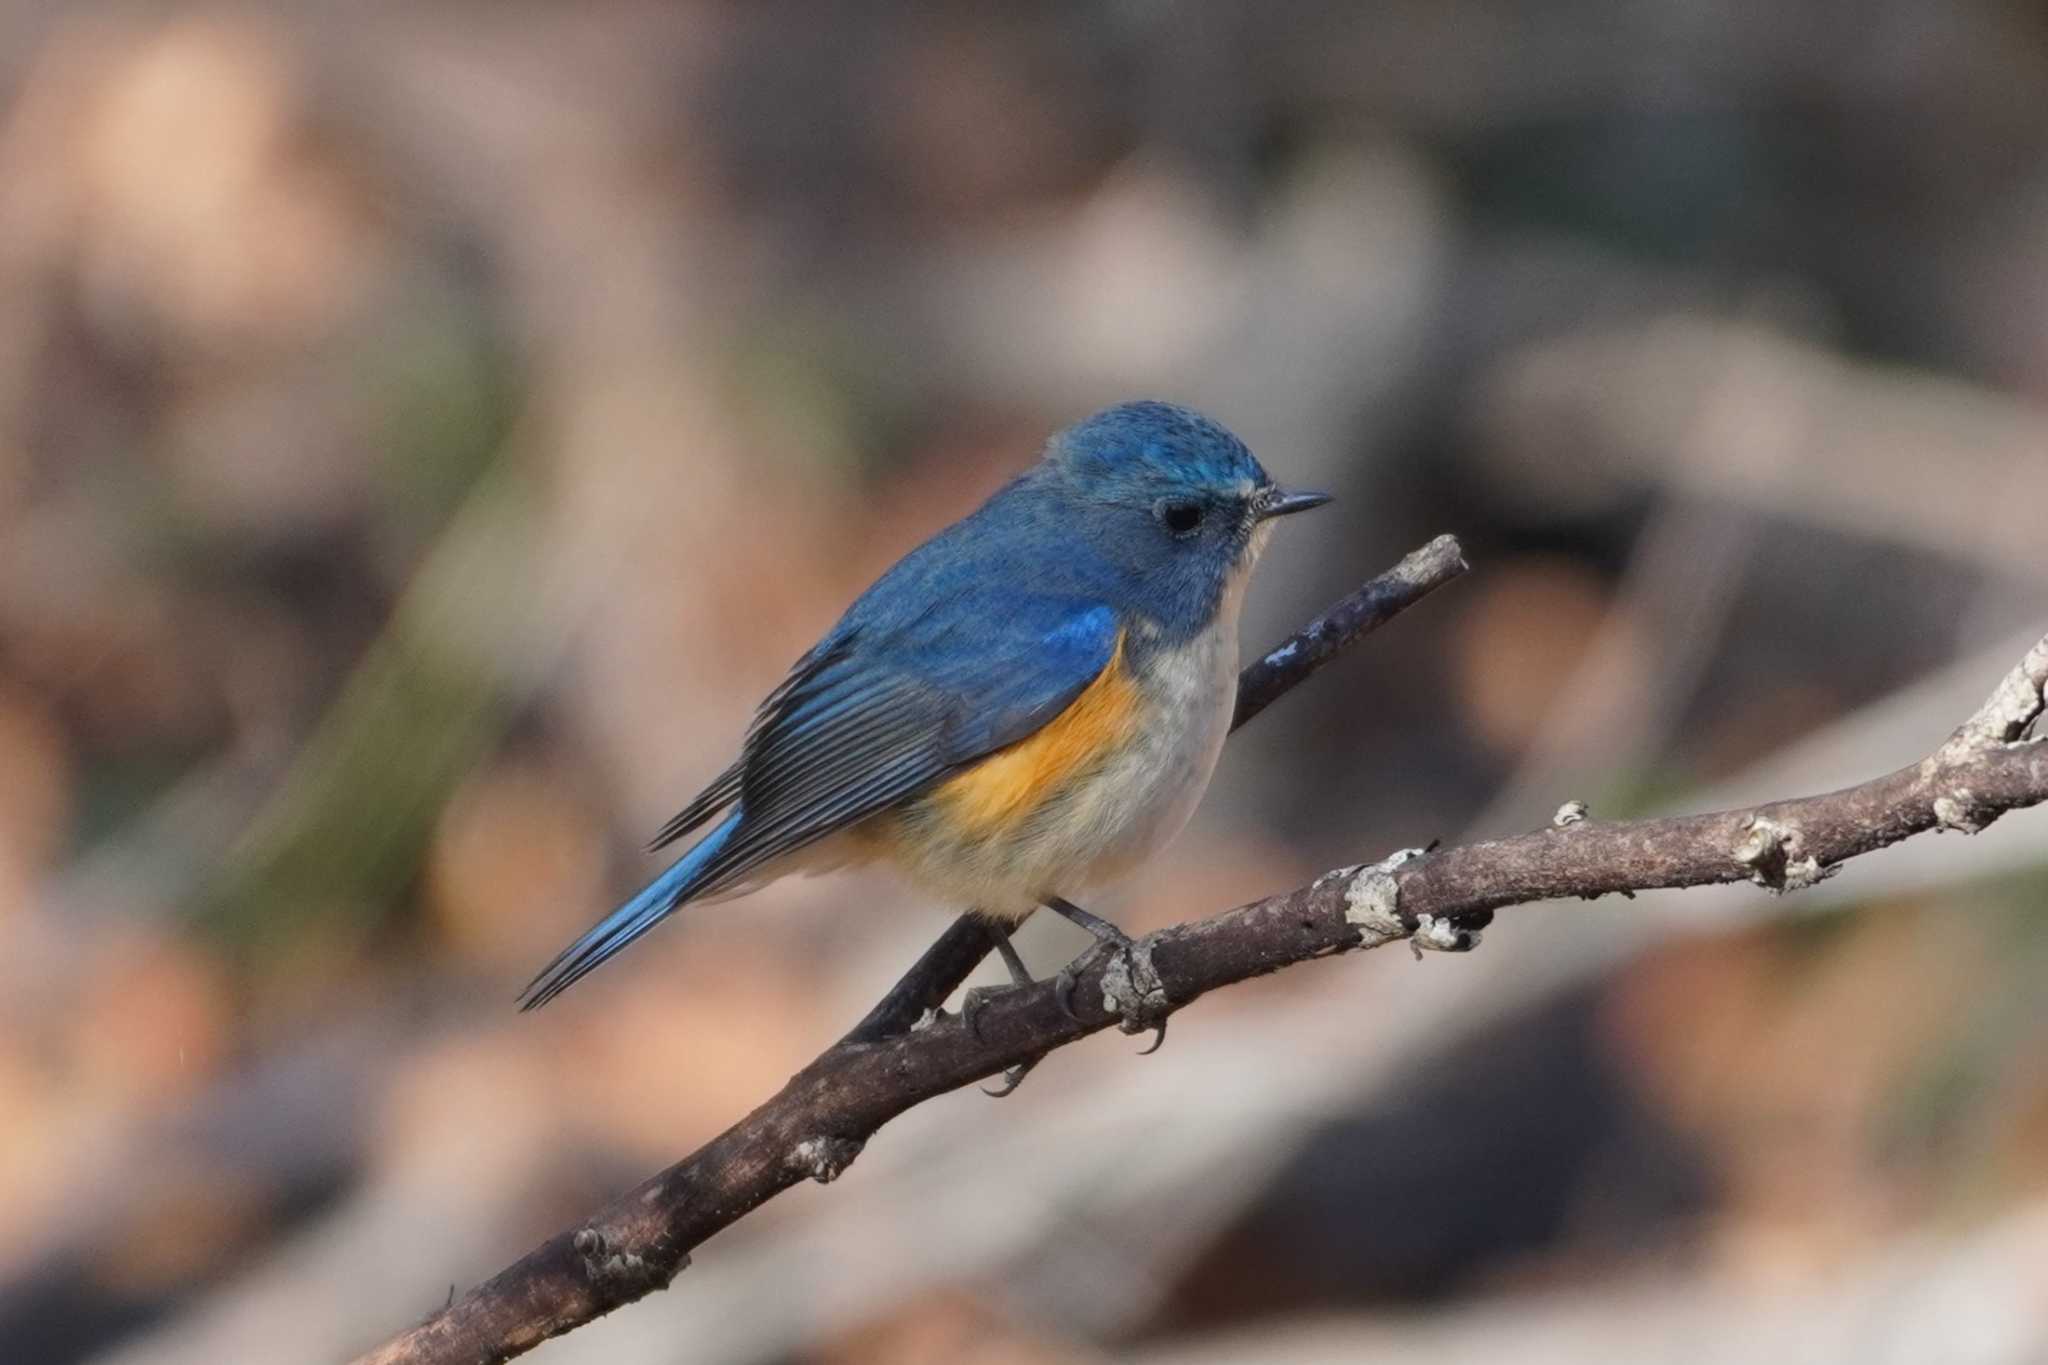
left=928, top=632, right=1144, bottom=837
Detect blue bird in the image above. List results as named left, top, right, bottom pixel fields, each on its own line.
left=521, top=401, right=1330, bottom=1030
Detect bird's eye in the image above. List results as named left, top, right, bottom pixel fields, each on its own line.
left=1159, top=499, right=1204, bottom=535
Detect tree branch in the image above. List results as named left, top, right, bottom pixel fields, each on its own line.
left=357, top=556, right=2048, bottom=1365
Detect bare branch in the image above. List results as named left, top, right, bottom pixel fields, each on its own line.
left=355, top=574, right=2048, bottom=1365
left=1230, top=533, right=1469, bottom=730
left=1946, top=632, right=2048, bottom=755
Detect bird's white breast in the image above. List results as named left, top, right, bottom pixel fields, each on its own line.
left=1061, top=612, right=1238, bottom=890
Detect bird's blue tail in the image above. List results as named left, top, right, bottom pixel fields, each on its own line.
left=519, top=809, right=740, bottom=1009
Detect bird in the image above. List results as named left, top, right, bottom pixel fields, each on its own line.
left=520, top=400, right=1331, bottom=1046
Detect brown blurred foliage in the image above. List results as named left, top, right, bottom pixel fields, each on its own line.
left=0, top=4, right=2045, bottom=1364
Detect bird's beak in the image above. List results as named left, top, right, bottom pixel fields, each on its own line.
left=1258, top=486, right=1334, bottom=520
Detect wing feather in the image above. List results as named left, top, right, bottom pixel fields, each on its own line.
left=527, top=591, right=1122, bottom=1007
left=674, top=598, right=1119, bottom=897
left=645, top=760, right=741, bottom=852
left=644, top=635, right=854, bottom=852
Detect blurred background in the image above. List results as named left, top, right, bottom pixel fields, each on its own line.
left=1, top=3, right=2046, bottom=1362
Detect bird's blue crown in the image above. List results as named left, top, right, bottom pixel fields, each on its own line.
left=1052, top=400, right=1271, bottom=499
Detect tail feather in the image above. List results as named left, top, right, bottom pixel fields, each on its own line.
left=519, top=809, right=741, bottom=1009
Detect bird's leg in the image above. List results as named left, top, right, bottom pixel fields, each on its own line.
left=1045, top=896, right=1170, bottom=1054
left=960, top=921, right=1036, bottom=1042
left=956, top=920, right=1054, bottom=1098
left=991, top=930, right=1033, bottom=987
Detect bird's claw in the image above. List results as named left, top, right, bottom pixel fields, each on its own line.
left=983, top=1056, right=1042, bottom=1097
left=1052, top=933, right=1171, bottom=1054
left=959, top=984, right=1007, bottom=1043
left=1051, top=932, right=1120, bottom=1023
left=1052, top=956, right=1089, bottom=1023
left=1135, top=1016, right=1168, bottom=1055
left=978, top=903, right=1168, bottom=1092
left=1098, top=935, right=1171, bottom=1049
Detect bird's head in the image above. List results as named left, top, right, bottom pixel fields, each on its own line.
left=1047, top=401, right=1330, bottom=633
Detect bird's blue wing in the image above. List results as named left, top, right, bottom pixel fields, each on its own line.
left=706, top=593, right=1121, bottom=890
left=643, top=637, right=837, bottom=853
left=520, top=594, right=1119, bottom=1007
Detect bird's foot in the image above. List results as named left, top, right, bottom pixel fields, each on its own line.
left=1052, top=928, right=1170, bottom=1055
left=961, top=922, right=1041, bottom=1044
left=959, top=984, right=1012, bottom=1044
left=1097, top=934, right=1171, bottom=1052
left=962, top=983, right=1049, bottom=1097
left=1051, top=931, right=1116, bottom=1022
left=966, top=923, right=1052, bottom=1096
left=983, top=1055, right=1044, bottom=1098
